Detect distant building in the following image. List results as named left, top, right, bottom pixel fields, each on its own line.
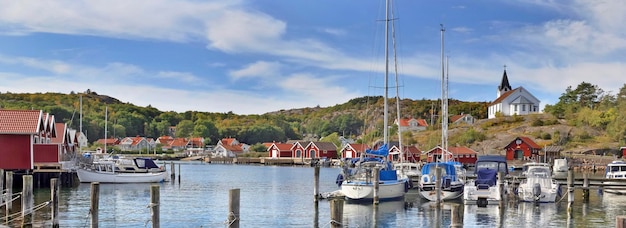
left=450, top=113, right=475, bottom=125
left=504, top=136, right=541, bottom=161
left=395, top=117, right=428, bottom=132
left=488, top=68, right=541, bottom=119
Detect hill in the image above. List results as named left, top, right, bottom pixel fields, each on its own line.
left=0, top=89, right=623, bottom=156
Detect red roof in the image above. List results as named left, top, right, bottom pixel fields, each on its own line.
left=491, top=87, right=519, bottom=105
left=0, top=110, right=43, bottom=134
left=270, top=143, right=293, bottom=151
left=397, top=118, right=428, bottom=127
left=517, top=136, right=541, bottom=149
left=50, top=123, right=66, bottom=144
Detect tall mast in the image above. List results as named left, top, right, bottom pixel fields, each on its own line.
left=440, top=24, right=448, bottom=162
left=391, top=1, right=403, bottom=162
left=383, top=0, right=390, bottom=145
left=104, top=106, right=108, bottom=153
left=79, top=94, right=83, bottom=153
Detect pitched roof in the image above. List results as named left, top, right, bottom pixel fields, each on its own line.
left=397, top=118, right=428, bottom=127
left=310, top=141, right=337, bottom=151
left=0, top=109, right=43, bottom=134
left=517, top=136, right=541, bottom=149
left=450, top=114, right=465, bottom=123
left=50, top=123, right=67, bottom=144
left=269, top=143, right=293, bottom=151
left=498, top=69, right=512, bottom=92
left=425, top=146, right=477, bottom=155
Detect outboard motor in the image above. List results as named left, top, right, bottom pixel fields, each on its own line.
left=532, top=183, right=542, bottom=202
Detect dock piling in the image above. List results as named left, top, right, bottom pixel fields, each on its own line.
left=616, top=215, right=626, bottom=228
left=314, top=166, right=320, bottom=202
left=178, top=163, right=181, bottom=185
left=373, top=167, right=380, bottom=205
left=567, top=169, right=574, bottom=214
left=435, top=167, right=442, bottom=204
left=498, top=171, right=505, bottom=200
left=330, top=198, right=343, bottom=228
left=150, top=185, right=160, bottom=228
left=0, top=169, right=3, bottom=207
left=450, top=203, right=463, bottom=228
left=51, top=178, right=59, bottom=228
left=227, top=188, right=240, bottom=228
left=21, top=175, right=34, bottom=228
left=90, top=182, right=100, bottom=228
left=6, top=171, right=13, bottom=212
left=582, top=173, right=590, bottom=202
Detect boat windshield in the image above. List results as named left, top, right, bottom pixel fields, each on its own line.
left=609, top=165, right=626, bottom=172
left=476, top=161, right=507, bottom=173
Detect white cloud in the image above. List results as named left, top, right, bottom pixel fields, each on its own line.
left=229, top=61, right=282, bottom=80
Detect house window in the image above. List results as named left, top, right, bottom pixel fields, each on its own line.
left=514, top=105, right=518, bottom=111
left=522, top=105, right=526, bottom=111
left=534, top=106, right=538, bottom=112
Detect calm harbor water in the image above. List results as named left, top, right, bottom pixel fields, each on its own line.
left=3, top=162, right=626, bottom=227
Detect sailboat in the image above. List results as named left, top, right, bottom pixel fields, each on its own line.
left=338, top=0, right=410, bottom=201
left=418, top=25, right=466, bottom=201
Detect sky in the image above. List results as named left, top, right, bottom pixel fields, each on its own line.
left=0, top=0, right=625, bottom=115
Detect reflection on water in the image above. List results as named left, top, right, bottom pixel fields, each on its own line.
left=1, top=164, right=626, bottom=227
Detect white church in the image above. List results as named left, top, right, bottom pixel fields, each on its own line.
left=488, top=68, right=541, bottom=119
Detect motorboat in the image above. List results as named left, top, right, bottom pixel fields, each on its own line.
left=464, top=155, right=508, bottom=206
left=552, top=158, right=568, bottom=174
left=603, top=160, right=626, bottom=194
left=517, top=162, right=560, bottom=203
left=77, top=154, right=170, bottom=183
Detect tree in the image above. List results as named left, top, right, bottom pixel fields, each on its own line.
left=176, top=120, right=194, bottom=138
left=320, top=132, right=342, bottom=149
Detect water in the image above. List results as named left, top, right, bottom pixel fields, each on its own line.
left=3, top=162, right=626, bottom=227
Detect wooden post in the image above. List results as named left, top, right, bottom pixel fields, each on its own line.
left=567, top=169, right=574, bottom=213
left=6, top=171, right=13, bottom=211
left=373, top=166, right=380, bottom=205
left=330, top=198, right=344, bottom=228
left=582, top=173, right=589, bottom=202
left=616, top=215, right=626, bottom=228
left=314, top=166, right=320, bottom=202
left=177, top=163, right=181, bottom=185
left=0, top=169, right=4, bottom=207
left=51, top=178, right=60, bottom=228
left=435, top=167, right=442, bottom=204
left=170, top=162, right=176, bottom=181
left=450, top=203, right=463, bottom=227
left=90, top=182, right=100, bottom=228
left=227, top=188, right=240, bottom=228
left=21, top=175, right=33, bottom=228
left=150, top=185, right=160, bottom=228
left=498, top=171, right=505, bottom=200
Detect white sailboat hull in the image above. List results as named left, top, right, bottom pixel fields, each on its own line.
left=341, top=180, right=408, bottom=200
left=77, top=168, right=170, bottom=183
left=419, top=187, right=463, bottom=201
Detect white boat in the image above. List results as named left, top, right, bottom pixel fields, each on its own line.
left=464, top=155, right=508, bottom=206
left=338, top=0, right=409, bottom=201
left=553, top=158, right=568, bottom=174
left=339, top=146, right=410, bottom=201
left=394, top=162, right=421, bottom=179
left=517, top=162, right=561, bottom=203
left=604, top=160, right=626, bottom=194
left=418, top=161, right=465, bottom=201
left=77, top=156, right=170, bottom=183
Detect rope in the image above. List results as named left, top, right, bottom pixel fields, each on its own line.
left=321, top=219, right=343, bottom=228
left=556, top=189, right=569, bottom=203
left=223, top=211, right=239, bottom=227
left=2, top=201, right=51, bottom=225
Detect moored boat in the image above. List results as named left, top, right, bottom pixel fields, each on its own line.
left=464, top=155, right=508, bottom=206
left=77, top=155, right=170, bottom=183
left=418, top=161, right=465, bottom=201
left=517, top=162, right=560, bottom=203
left=604, top=160, right=626, bottom=194
left=339, top=145, right=410, bottom=201
left=553, top=158, right=568, bottom=174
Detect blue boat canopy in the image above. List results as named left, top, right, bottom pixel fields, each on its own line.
left=365, top=143, right=389, bottom=157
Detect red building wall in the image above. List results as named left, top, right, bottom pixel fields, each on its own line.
left=34, top=144, right=60, bottom=163
left=0, top=135, right=32, bottom=169
left=505, top=141, right=535, bottom=160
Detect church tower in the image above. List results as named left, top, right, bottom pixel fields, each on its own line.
left=497, top=66, right=512, bottom=97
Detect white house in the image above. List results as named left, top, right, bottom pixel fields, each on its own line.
left=488, top=69, right=541, bottom=119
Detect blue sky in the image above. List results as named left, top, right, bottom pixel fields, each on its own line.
left=0, top=0, right=624, bottom=115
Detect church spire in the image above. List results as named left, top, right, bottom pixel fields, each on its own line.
left=497, top=65, right=512, bottom=97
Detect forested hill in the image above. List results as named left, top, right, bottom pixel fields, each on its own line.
left=0, top=90, right=487, bottom=146
left=2, top=81, right=624, bottom=155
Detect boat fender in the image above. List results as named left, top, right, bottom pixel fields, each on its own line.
left=336, top=174, right=344, bottom=187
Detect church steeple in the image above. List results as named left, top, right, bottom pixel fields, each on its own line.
left=497, top=65, right=512, bottom=97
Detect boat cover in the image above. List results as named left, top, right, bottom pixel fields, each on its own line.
left=475, top=168, right=497, bottom=186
